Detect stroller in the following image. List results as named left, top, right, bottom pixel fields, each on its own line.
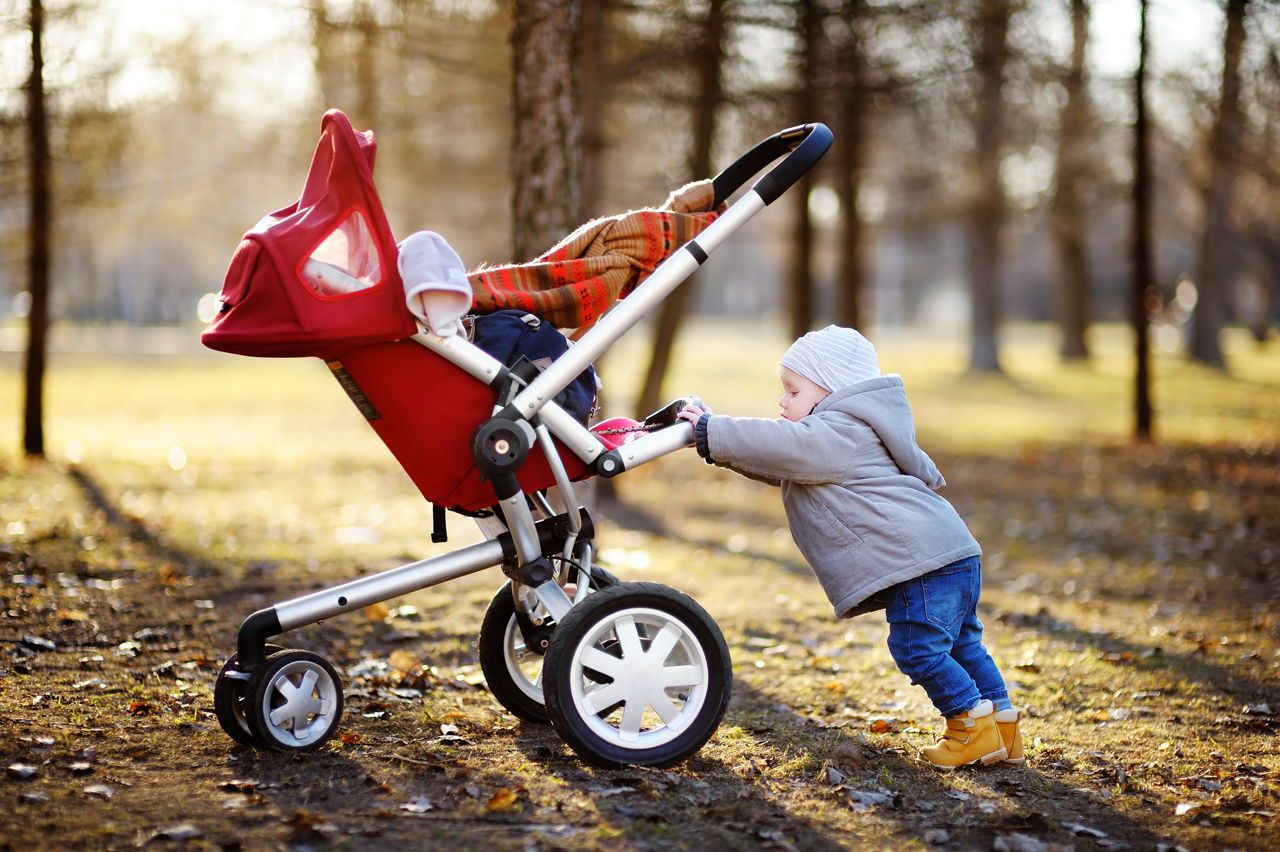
left=203, top=110, right=831, bottom=768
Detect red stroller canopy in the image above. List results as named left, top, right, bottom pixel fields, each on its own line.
left=202, top=110, right=417, bottom=359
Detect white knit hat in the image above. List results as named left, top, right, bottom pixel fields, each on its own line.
left=780, top=325, right=880, bottom=392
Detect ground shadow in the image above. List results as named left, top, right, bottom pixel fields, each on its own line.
left=726, top=680, right=1174, bottom=850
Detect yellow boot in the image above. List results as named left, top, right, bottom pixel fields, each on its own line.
left=922, top=699, right=1008, bottom=769
left=994, top=707, right=1024, bottom=765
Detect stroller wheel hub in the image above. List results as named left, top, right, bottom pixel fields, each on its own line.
left=473, top=417, right=536, bottom=476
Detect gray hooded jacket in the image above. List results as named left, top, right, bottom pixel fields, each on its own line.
left=701, top=375, right=980, bottom=617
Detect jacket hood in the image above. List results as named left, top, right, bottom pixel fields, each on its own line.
left=813, top=375, right=945, bottom=488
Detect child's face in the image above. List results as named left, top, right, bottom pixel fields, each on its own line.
left=778, top=367, right=830, bottom=422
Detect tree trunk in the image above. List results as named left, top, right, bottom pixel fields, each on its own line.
left=966, top=0, right=1010, bottom=374
left=1052, top=0, right=1091, bottom=361
left=1190, top=0, right=1248, bottom=368
left=579, top=0, right=607, bottom=219
left=310, top=0, right=340, bottom=108
left=1252, top=231, right=1279, bottom=342
left=634, top=0, right=727, bottom=417
left=354, top=0, right=379, bottom=128
left=835, top=0, right=867, bottom=330
left=1132, top=0, right=1154, bottom=441
left=23, top=0, right=51, bottom=458
left=789, top=0, right=820, bottom=341
left=510, top=0, right=583, bottom=261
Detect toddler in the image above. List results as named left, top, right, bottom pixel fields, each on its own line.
left=679, top=325, right=1021, bottom=769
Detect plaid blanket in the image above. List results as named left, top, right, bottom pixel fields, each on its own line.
left=467, top=180, right=721, bottom=334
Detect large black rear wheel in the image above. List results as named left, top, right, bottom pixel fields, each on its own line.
left=542, top=582, right=731, bottom=768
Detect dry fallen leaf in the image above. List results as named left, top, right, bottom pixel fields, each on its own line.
left=364, top=602, right=390, bottom=621
left=486, top=787, right=519, bottom=811
left=56, top=609, right=91, bottom=623
left=387, top=649, right=419, bottom=672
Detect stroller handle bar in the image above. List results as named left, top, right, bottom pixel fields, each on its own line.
left=502, top=122, right=834, bottom=430
left=711, top=123, right=833, bottom=207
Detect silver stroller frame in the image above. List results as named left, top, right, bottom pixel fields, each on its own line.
left=216, top=123, right=833, bottom=767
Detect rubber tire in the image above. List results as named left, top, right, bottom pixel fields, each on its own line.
left=542, top=582, right=732, bottom=768
left=477, top=566, right=620, bottom=724
left=244, top=649, right=344, bottom=752
left=213, top=643, right=285, bottom=747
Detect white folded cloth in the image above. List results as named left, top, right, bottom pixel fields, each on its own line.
left=398, top=230, right=472, bottom=337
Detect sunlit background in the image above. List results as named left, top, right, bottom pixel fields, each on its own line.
left=0, top=0, right=1269, bottom=343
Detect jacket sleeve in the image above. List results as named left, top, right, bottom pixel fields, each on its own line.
left=704, top=414, right=851, bottom=485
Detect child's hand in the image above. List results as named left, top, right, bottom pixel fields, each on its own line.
left=677, top=401, right=712, bottom=424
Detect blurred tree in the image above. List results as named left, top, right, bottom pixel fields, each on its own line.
left=1191, top=0, right=1249, bottom=368
left=966, top=0, right=1012, bottom=374
left=1241, top=34, right=1280, bottom=343
left=1132, top=0, right=1154, bottom=441
left=510, top=0, right=583, bottom=260
left=579, top=0, right=609, bottom=218
left=310, top=0, right=340, bottom=109
left=1052, top=0, right=1091, bottom=361
left=635, top=0, right=729, bottom=417
left=834, top=0, right=868, bottom=330
left=789, top=0, right=820, bottom=340
left=23, top=0, right=50, bottom=457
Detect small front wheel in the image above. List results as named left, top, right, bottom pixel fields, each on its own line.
left=245, top=650, right=344, bottom=752
left=543, top=582, right=731, bottom=768
left=213, top=644, right=284, bottom=747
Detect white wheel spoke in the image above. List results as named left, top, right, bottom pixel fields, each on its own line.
left=647, top=623, right=683, bottom=665
left=580, top=647, right=625, bottom=679
left=275, top=677, right=300, bottom=703
left=269, top=705, right=290, bottom=727
left=659, top=665, right=704, bottom=688
left=647, top=690, right=681, bottom=726
left=614, top=616, right=644, bottom=660
left=297, top=669, right=319, bottom=698
left=619, top=697, right=645, bottom=739
left=581, top=683, right=625, bottom=715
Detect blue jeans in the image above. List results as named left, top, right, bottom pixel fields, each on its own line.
left=884, top=556, right=1008, bottom=717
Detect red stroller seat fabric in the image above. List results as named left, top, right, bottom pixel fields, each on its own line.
left=202, top=110, right=417, bottom=358
left=331, top=341, right=591, bottom=513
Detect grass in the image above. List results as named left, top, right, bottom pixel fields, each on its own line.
left=0, top=320, right=1277, bottom=849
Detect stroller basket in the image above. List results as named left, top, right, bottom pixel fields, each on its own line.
left=204, top=110, right=832, bottom=767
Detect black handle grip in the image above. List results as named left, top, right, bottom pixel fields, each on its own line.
left=711, top=123, right=833, bottom=207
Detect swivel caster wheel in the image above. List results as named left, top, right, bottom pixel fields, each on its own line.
left=477, top=565, right=618, bottom=723
left=543, top=582, right=732, bottom=768
left=213, top=643, right=284, bottom=747
left=244, top=649, right=344, bottom=752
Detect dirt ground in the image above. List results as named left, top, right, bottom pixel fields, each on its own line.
left=2, top=439, right=1277, bottom=851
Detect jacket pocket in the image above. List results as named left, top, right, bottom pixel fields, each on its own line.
left=803, top=490, right=865, bottom=551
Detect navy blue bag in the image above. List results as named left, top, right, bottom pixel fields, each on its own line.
left=470, top=310, right=597, bottom=424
